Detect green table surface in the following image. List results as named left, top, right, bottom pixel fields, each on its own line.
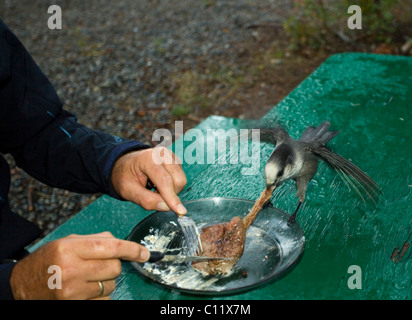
left=29, top=53, right=412, bottom=300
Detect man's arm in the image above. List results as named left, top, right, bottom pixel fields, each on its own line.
left=0, top=19, right=187, bottom=299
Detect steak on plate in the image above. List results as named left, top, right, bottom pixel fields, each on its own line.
left=192, top=186, right=274, bottom=275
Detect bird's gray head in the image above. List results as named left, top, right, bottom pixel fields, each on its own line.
left=264, top=143, right=296, bottom=188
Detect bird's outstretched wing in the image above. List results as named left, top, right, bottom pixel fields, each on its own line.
left=305, top=143, right=382, bottom=204
left=237, top=127, right=289, bottom=146
left=256, top=127, right=289, bottom=145
left=236, top=118, right=289, bottom=146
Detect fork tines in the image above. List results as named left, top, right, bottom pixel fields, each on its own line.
left=178, top=216, right=203, bottom=256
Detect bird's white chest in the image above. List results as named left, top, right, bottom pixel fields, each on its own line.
left=288, top=153, right=304, bottom=178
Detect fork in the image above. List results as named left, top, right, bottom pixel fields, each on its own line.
left=177, top=215, right=203, bottom=256
left=145, top=179, right=203, bottom=256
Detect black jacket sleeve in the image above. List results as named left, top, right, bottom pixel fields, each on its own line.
left=0, top=262, right=16, bottom=300
left=0, top=19, right=150, bottom=299
left=10, top=109, right=149, bottom=197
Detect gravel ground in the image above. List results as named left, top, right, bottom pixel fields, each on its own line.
left=1, top=0, right=324, bottom=236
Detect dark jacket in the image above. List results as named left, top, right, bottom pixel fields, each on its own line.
left=0, top=19, right=149, bottom=299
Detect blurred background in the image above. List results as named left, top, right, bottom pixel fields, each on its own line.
left=1, top=0, right=411, bottom=236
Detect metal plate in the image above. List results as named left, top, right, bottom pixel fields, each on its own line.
left=127, top=197, right=305, bottom=295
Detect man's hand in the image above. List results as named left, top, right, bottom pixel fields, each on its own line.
left=10, top=232, right=149, bottom=300
left=111, top=147, right=187, bottom=215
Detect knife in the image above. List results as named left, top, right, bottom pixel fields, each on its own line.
left=148, top=251, right=232, bottom=263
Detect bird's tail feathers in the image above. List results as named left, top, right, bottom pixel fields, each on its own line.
left=300, top=121, right=340, bottom=144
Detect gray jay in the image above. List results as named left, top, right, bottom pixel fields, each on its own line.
left=250, top=121, right=381, bottom=226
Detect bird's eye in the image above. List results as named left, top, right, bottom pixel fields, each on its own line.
left=277, top=169, right=284, bottom=177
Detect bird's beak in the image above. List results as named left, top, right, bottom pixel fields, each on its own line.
left=266, top=182, right=277, bottom=193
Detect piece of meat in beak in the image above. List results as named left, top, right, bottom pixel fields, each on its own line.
left=192, top=185, right=276, bottom=275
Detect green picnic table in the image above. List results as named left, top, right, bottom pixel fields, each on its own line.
left=28, top=53, right=412, bottom=300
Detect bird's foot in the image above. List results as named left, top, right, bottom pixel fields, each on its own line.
left=287, top=213, right=296, bottom=226
left=262, top=199, right=273, bottom=209
left=287, top=201, right=302, bottom=227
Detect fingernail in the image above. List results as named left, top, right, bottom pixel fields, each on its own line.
left=177, top=203, right=187, bottom=215
left=140, top=248, right=150, bottom=261
left=156, top=201, right=170, bottom=211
